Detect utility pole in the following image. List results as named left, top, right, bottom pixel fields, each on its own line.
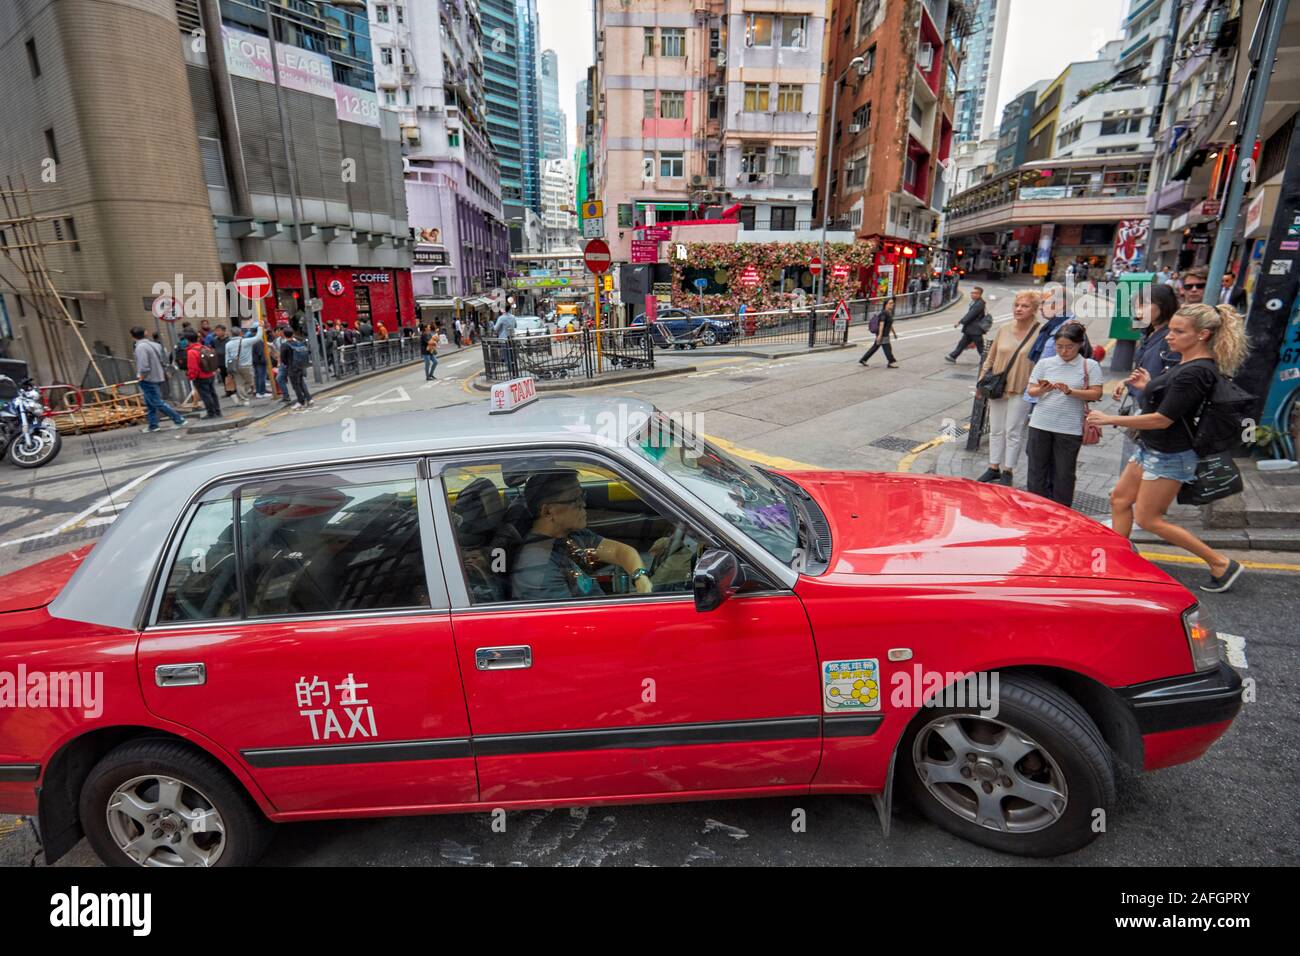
left=264, top=0, right=325, bottom=383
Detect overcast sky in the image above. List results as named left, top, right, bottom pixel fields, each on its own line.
left=534, top=0, right=1127, bottom=142
left=537, top=0, right=595, bottom=145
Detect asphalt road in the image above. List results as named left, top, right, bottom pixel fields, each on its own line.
left=1, top=279, right=1296, bottom=866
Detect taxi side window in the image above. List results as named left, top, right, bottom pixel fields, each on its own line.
left=442, top=457, right=705, bottom=606
left=239, top=474, right=430, bottom=617
left=159, top=498, right=240, bottom=623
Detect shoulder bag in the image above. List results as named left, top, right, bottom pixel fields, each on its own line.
left=1081, top=359, right=1101, bottom=445
left=977, top=323, right=1038, bottom=400
left=1175, top=371, right=1246, bottom=504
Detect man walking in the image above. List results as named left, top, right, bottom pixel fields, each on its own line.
left=285, top=329, right=314, bottom=408
left=420, top=323, right=439, bottom=380
left=132, top=326, right=186, bottom=432
left=184, top=330, right=222, bottom=419
left=224, top=327, right=256, bottom=406
left=274, top=326, right=294, bottom=405
left=945, top=286, right=990, bottom=364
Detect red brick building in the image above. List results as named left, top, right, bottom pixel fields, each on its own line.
left=819, top=0, right=968, bottom=294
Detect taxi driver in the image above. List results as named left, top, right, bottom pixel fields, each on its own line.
left=510, top=469, right=653, bottom=601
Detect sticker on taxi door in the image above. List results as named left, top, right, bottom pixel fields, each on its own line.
left=822, top=659, right=880, bottom=712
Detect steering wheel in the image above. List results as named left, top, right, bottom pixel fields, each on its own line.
left=649, top=524, right=686, bottom=577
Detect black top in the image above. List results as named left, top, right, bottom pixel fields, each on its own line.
left=876, top=308, right=894, bottom=337
left=1139, top=358, right=1219, bottom=453
left=959, top=298, right=987, bottom=332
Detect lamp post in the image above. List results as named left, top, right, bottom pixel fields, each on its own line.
left=817, top=55, right=864, bottom=306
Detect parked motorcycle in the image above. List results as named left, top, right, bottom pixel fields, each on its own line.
left=0, top=375, right=62, bottom=468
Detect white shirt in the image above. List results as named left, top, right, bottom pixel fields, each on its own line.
left=1027, top=353, right=1102, bottom=436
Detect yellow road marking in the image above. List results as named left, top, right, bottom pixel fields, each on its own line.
left=1138, top=551, right=1300, bottom=573
left=704, top=434, right=822, bottom=471
left=898, top=435, right=953, bottom=473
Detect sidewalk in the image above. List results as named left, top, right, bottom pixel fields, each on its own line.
left=183, top=343, right=476, bottom=434
left=932, top=412, right=1300, bottom=551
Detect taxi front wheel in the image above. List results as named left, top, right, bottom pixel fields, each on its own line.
left=898, top=673, right=1115, bottom=857
left=79, top=739, right=274, bottom=867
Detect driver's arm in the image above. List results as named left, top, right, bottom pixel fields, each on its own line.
left=595, top=537, right=652, bottom=593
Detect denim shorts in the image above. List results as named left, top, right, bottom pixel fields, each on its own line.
left=1131, top=444, right=1199, bottom=482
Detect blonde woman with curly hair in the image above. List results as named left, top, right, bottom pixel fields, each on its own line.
left=1087, top=303, right=1250, bottom=593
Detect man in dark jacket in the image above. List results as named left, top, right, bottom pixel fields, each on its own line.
left=945, top=287, right=989, bottom=363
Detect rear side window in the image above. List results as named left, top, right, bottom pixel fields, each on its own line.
left=156, top=468, right=430, bottom=623
left=158, top=498, right=240, bottom=623
left=239, top=474, right=429, bottom=616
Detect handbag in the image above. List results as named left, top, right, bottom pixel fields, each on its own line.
left=1081, top=359, right=1101, bottom=445
left=977, top=323, right=1038, bottom=400
left=1177, top=452, right=1244, bottom=505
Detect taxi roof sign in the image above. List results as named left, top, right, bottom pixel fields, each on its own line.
left=490, top=376, right=539, bottom=414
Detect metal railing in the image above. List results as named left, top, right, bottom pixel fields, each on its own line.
left=332, top=336, right=423, bottom=378
left=482, top=327, right=656, bottom=383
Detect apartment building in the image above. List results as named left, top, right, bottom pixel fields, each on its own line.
left=592, top=0, right=828, bottom=262
left=820, top=0, right=965, bottom=291
left=541, top=158, right=579, bottom=252
left=368, top=0, right=509, bottom=308
left=953, top=0, right=1008, bottom=143
left=540, top=49, right=568, bottom=160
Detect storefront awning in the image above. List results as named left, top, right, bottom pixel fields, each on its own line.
left=416, top=298, right=456, bottom=308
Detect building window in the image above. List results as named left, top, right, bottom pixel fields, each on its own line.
left=857, top=0, right=881, bottom=41
left=741, top=146, right=767, bottom=178
left=376, top=5, right=389, bottom=24
left=852, top=103, right=871, bottom=130
left=659, top=151, right=684, bottom=178
left=746, top=14, right=773, bottom=47
left=381, top=47, right=393, bottom=66
left=862, top=44, right=876, bottom=76
left=642, top=153, right=655, bottom=180
left=911, top=101, right=924, bottom=126
left=384, top=89, right=397, bottom=106
left=644, top=27, right=656, bottom=56
left=644, top=90, right=656, bottom=117
left=770, top=206, right=797, bottom=230
left=743, top=83, right=770, bottom=112
left=660, top=91, right=685, bottom=119
left=776, top=84, right=803, bottom=112
left=774, top=146, right=799, bottom=176
left=739, top=205, right=757, bottom=230
left=779, top=15, right=807, bottom=48
left=395, top=5, right=404, bottom=25
left=904, top=155, right=917, bottom=188
left=709, top=27, right=722, bottom=59
left=1100, top=116, right=1142, bottom=135
left=25, top=38, right=39, bottom=78
left=845, top=158, right=866, bottom=188
left=448, top=130, right=460, bottom=147
left=706, top=151, right=719, bottom=178
left=43, top=128, right=58, bottom=165
left=709, top=89, right=724, bottom=120
left=661, top=28, right=686, bottom=58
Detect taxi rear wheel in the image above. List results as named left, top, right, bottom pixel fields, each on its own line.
left=79, top=739, right=273, bottom=867
left=898, top=673, right=1115, bottom=857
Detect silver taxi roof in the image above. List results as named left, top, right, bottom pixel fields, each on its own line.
left=50, top=397, right=659, bottom=631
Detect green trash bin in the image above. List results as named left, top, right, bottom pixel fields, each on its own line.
left=1106, top=272, right=1153, bottom=372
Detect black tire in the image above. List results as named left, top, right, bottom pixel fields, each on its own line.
left=7, top=427, right=61, bottom=468
left=898, top=673, right=1115, bottom=857
left=79, top=738, right=274, bottom=867
left=700, top=328, right=718, bottom=346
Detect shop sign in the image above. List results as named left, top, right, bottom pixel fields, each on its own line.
left=353, top=272, right=391, bottom=283
left=413, top=249, right=448, bottom=266
left=631, top=240, right=659, bottom=263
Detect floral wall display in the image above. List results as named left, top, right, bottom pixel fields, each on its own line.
left=668, top=239, right=881, bottom=313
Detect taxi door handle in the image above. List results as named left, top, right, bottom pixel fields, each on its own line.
left=155, top=663, right=206, bottom=687
left=475, top=646, right=532, bottom=671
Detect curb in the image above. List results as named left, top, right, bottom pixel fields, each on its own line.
left=472, top=364, right=698, bottom=392
left=695, top=344, right=852, bottom=359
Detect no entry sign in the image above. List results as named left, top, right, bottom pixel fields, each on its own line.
left=809, top=257, right=822, bottom=276
left=234, top=261, right=272, bottom=301
left=583, top=239, right=612, bottom=274
left=151, top=295, right=181, bottom=323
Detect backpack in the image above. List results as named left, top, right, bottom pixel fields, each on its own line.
left=198, top=344, right=220, bottom=374
left=174, top=341, right=189, bottom=370
left=288, top=340, right=311, bottom=370
left=868, top=312, right=881, bottom=335
left=1187, top=372, right=1254, bottom=456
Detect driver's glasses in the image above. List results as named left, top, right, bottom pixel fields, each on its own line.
left=554, top=491, right=586, bottom=508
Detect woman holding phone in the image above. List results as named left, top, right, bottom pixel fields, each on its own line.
left=1024, top=322, right=1103, bottom=508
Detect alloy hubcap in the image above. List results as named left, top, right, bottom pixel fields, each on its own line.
left=106, top=775, right=227, bottom=867
left=913, top=715, right=1068, bottom=834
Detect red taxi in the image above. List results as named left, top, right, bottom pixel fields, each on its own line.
left=0, top=394, right=1241, bottom=865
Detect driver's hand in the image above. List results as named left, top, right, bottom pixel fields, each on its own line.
left=634, top=575, right=654, bottom=595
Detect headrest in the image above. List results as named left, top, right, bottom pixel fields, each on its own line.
left=452, top=477, right=504, bottom=540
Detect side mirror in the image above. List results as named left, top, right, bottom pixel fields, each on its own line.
left=693, top=549, right=743, bottom=612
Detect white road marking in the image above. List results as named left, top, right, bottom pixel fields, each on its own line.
left=444, top=360, right=469, bottom=370
left=1218, top=633, right=1248, bottom=668
left=0, top=460, right=177, bottom=548
left=354, top=386, right=412, bottom=407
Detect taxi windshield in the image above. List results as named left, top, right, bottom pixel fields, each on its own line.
left=629, top=412, right=799, bottom=564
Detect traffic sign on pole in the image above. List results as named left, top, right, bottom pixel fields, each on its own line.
left=809, top=257, right=823, bottom=276
left=151, top=295, right=181, bottom=323
left=583, top=239, right=612, bottom=274
left=234, top=261, right=272, bottom=301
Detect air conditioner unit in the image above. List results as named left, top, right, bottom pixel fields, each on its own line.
left=690, top=174, right=706, bottom=187
left=713, top=86, right=726, bottom=98
left=849, top=123, right=862, bottom=134
left=857, top=62, right=871, bottom=77
left=917, top=44, right=933, bottom=70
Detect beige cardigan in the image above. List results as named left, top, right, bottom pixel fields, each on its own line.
left=979, top=321, right=1041, bottom=397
